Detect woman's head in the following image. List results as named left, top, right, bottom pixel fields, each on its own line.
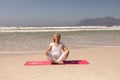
left=52, top=33, right=61, bottom=42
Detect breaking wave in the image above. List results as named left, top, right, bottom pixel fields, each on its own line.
left=0, top=26, right=120, bottom=32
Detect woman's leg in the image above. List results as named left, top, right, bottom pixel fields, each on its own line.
left=47, top=51, right=69, bottom=63
left=56, top=52, right=68, bottom=63
left=47, top=53, right=57, bottom=63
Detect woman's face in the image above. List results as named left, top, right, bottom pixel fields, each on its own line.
left=54, top=34, right=60, bottom=42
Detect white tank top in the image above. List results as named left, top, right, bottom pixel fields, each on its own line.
left=49, top=42, right=64, bottom=58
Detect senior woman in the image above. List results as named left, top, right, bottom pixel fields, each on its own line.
left=45, top=33, right=69, bottom=64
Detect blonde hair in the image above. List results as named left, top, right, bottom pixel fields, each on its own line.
left=52, top=33, right=61, bottom=42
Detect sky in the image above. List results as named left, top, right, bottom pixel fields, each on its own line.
left=0, top=0, right=120, bottom=26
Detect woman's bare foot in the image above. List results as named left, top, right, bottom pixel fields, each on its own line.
left=57, top=61, right=64, bottom=64
left=51, top=61, right=64, bottom=65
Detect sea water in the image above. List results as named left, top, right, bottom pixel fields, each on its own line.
left=0, top=27, right=120, bottom=53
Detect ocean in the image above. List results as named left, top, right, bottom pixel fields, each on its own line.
left=0, top=26, right=120, bottom=54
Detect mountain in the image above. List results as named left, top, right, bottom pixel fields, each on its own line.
left=77, top=16, right=120, bottom=26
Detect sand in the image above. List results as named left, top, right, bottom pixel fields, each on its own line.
left=0, top=47, right=120, bottom=80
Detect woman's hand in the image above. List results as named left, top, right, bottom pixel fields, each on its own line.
left=45, top=46, right=52, bottom=56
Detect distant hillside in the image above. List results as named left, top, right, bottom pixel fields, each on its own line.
left=77, top=16, right=120, bottom=26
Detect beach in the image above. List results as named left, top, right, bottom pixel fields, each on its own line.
left=0, top=27, right=120, bottom=80
left=1, top=0, right=120, bottom=79
left=0, top=47, right=120, bottom=80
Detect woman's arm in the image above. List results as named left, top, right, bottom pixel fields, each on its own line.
left=62, top=45, right=69, bottom=57
left=45, top=46, right=52, bottom=56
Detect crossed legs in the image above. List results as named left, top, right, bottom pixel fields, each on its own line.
left=47, top=51, right=69, bottom=64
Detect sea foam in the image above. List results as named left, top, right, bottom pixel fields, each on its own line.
left=0, top=26, right=120, bottom=32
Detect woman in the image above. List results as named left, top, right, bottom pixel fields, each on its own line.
left=45, top=33, right=69, bottom=64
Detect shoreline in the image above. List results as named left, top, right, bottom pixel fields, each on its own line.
left=0, top=46, right=120, bottom=54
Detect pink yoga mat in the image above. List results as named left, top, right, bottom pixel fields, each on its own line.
left=24, top=60, right=90, bottom=66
